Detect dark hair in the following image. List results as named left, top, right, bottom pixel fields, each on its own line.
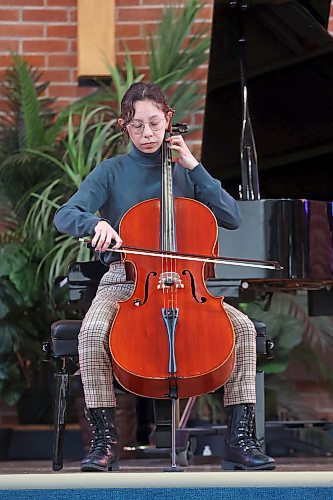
left=119, top=82, right=174, bottom=138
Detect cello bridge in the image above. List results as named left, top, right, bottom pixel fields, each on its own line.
left=157, top=272, right=184, bottom=290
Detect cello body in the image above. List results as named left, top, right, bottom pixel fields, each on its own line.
left=110, top=196, right=235, bottom=399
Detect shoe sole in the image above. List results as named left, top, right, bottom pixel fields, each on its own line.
left=223, top=460, right=276, bottom=471
left=81, top=460, right=120, bottom=472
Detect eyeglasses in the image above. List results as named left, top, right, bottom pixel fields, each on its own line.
left=128, top=117, right=165, bottom=135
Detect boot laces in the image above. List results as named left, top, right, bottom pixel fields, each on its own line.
left=86, top=410, right=117, bottom=454
left=237, top=405, right=261, bottom=452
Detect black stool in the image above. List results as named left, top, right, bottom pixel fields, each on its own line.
left=43, top=316, right=272, bottom=471
left=43, top=320, right=82, bottom=471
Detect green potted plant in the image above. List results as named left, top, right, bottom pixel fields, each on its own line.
left=0, top=54, right=68, bottom=419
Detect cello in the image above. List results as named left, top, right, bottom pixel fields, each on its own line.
left=109, top=123, right=236, bottom=402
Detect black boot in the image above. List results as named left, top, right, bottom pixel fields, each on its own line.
left=80, top=407, right=119, bottom=472
left=222, top=404, right=276, bottom=470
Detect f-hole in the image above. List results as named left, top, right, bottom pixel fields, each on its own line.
left=133, top=271, right=157, bottom=306
left=182, top=270, right=207, bottom=303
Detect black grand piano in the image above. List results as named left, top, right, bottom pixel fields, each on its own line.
left=202, top=0, right=333, bottom=313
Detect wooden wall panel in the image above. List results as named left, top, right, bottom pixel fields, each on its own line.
left=77, top=0, right=115, bottom=77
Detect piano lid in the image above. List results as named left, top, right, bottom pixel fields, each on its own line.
left=201, top=0, right=333, bottom=200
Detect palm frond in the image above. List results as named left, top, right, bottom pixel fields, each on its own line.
left=148, top=0, right=209, bottom=82
left=166, top=81, right=204, bottom=123
left=243, top=292, right=333, bottom=419
left=147, top=0, right=210, bottom=121
left=9, top=54, right=45, bottom=149
left=0, top=192, right=18, bottom=233
left=23, top=105, right=121, bottom=298
left=36, top=235, right=91, bottom=299
left=23, top=179, right=63, bottom=241
left=269, top=292, right=333, bottom=353
left=103, top=53, right=145, bottom=114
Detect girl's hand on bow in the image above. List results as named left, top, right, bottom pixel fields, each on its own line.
left=166, top=135, right=199, bottom=170
left=92, top=220, right=122, bottom=252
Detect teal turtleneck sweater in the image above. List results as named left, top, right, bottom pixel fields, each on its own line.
left=54, top=145, right=241, bottom=240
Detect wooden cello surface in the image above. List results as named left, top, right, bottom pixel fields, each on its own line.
left=109, top=196, right=235, bottom=399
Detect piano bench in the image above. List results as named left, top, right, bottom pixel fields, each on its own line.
left=50, top=319, right=82, bottom=357
left=44, top=317, right=272, bottom=471
left=48, top=318, right=270, bottom=358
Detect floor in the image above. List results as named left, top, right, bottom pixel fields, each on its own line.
left=1, top=456, right=333, bottom=474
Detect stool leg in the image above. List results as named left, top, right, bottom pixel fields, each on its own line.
left=255, top=370, right=266, bottom=452
left=52, top=372, right=69, bottom=471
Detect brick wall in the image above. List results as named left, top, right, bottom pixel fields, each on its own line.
left=0, top=0, right=213, bottom=152
left=0, top=0, right=214, bottom=87
left=0, top=0, right=332, bottom=146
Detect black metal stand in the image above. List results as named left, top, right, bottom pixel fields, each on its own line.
left=52, top=369, right=70, bottom=471
left=163, top=397, right=183, bottom=472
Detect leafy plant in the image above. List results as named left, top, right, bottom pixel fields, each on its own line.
left=0, top=53, right=67, bottom=208
left=241, top=292, right=333, bottom=420
left=148, top=0, right=210, bottom=121
left=0, top=54, right=55, bottom=151
left=23, top=106, right=120, bottom=298
left=191, top=291, right=333, bottom=435
left=0, top=243, right=47, bottom=406
left=0, top=190, right=18, bottom=242
left=103, top=54, right=145, bottom=115
left=61, top=53, right=144, bottom=128
left=0, top=55, right=72, bottom=410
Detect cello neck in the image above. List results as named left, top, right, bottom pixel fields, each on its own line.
left=160, top=131, right=177, bottom=253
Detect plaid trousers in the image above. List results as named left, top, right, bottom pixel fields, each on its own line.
left=78, top=262, right=257, bottom=408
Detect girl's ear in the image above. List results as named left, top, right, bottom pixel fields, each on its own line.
left=165, top=110, right=174, bottom=128
left=118, top=118, right=125, bottom=127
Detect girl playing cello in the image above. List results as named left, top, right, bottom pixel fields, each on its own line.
left=54, top=82, right=275, bottom=472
